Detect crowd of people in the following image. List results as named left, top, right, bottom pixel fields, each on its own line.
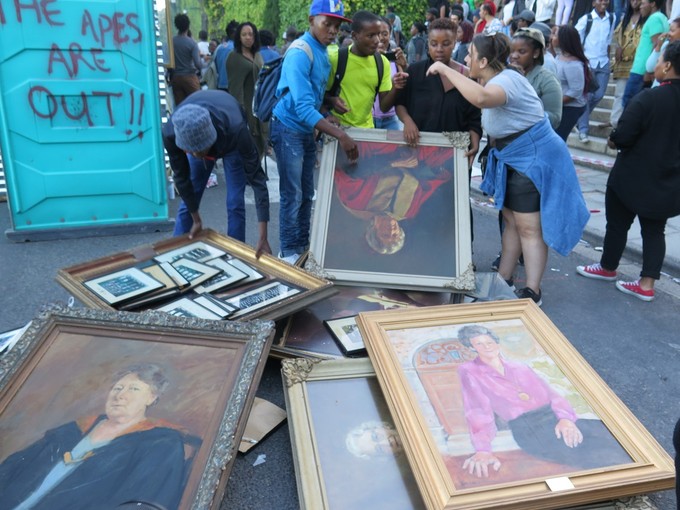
left=163, top=0, right=680, bottom=309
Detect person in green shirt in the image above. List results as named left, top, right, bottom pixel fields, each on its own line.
left=326, top=10, right=408, bottom=127
left=623, top=0, right=669, bottom=106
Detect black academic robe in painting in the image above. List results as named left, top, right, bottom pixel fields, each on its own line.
left=0, top=415, right=186, bottom=510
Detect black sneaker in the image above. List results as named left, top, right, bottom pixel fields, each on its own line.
left=516, top=287, right=542, bottom=306
left=491, top=254, right=501, bottom=272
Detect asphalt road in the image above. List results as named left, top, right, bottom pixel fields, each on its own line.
left=0, top=163, right=678, bottom=510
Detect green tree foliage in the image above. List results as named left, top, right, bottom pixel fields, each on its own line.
left=262, top=0, right=282, bottom=38
left=201, top=0, right=426, bottom=43
left=345, top=0, right=424, bottom=35
left=278, top=0, right=311, bottom=39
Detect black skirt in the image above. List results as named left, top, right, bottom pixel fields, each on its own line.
left=504, top=167, right=540, bottom=213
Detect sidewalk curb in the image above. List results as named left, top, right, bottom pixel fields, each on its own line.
left=572, top=154, right=614, bottom=173
left=469, top=187, right=680, bottom=279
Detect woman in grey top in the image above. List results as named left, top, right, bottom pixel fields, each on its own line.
left=171, top=14, right=202, bottom=107
left=552, top=25, right=589, bottom=140
left=427, top=32, right=589, bottom=306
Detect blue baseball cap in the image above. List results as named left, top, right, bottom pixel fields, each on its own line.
left=309, top=0, right=351, bottom=23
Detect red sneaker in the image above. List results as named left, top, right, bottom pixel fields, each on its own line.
left=615, top=280, right=655, bottom=302
left=576, top=263, right=617, bottom=281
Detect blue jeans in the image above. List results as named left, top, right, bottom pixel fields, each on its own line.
left=173, top=153, right=247, bottom=241
left=622, top=72, right=644, bottom=110
left=612, top=0, right=625, bottom=28
left=373, top=114, right=403, bottom=130
left=270, top=118, right=316, bottom=257
left=577, top=63, right=610, bottom=135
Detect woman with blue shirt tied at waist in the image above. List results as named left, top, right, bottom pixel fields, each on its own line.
left=270, top=0, right=359, bottom=263
left=427, top=32, right=589, bottom=305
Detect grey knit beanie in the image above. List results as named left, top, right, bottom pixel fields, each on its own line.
left=172, top=104, right=217, bottom=153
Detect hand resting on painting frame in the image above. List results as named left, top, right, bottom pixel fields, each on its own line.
left=456, top=325, right=630, bottom=478
left=0, top=363, right=189, bottom=510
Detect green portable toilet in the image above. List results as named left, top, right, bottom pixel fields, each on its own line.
left=0, top=0, right=171, bottom=240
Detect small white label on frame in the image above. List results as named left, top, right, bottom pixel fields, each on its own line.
left=545, top=477, right=575, bottom=492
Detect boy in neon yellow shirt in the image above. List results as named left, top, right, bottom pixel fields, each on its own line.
left=326, top=10, right=408, bottom=127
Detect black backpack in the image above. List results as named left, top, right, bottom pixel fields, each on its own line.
left=327, top=46, right=385, bottom=100
left=253, top=39, right=313, bottom=122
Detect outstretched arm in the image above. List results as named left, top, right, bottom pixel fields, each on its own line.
left=426, top=61, right=507, bottom=109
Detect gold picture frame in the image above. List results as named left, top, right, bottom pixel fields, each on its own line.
left=55, top=229, right=335, bottom=321
left=0, top=304, right=274, bottom=510
left=356, top=301, right=674, bottom=510
left=282, top=358, right=425, bottom=509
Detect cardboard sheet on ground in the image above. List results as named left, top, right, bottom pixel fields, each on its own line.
left=238, top=397, right=287, bottom=453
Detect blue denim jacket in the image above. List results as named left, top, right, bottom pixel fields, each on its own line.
left=480, top=117, right=590, bottom=256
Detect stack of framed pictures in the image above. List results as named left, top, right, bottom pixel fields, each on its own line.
left=273, top=286, right=453, bottom=359
left=56, top=230, right=335, bottom=322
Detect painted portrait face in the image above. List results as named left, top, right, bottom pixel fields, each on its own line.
left=105, top=373, right=157, bottom=422
left=374, top=215, right=401, bottom=245
left=469, top=334, right=501, bottom=362
left=428, top=28, right=456, bottom=63
left=347, top=423, right=403, bottom=457
left=240, top=24, right=255, bottom=50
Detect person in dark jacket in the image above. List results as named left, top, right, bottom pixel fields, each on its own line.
left=162, top=90, right=271, bottom=257
left=576, top=41, right=680, bottom=301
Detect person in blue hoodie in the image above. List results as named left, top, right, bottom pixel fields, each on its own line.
left=270, top=0, right=360, bottom=263
left=427, top=31, right=589, bottom=306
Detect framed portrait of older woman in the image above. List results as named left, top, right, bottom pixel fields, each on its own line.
left=282, top=358, right=425, bottom=510
left=0, top=305, right=274, bottom=510
left=308, top=128, right=474, bottom=292
left=356, top=301, right=675, bottom=510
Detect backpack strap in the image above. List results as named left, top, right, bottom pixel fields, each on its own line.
left=329, top=47, right=385, bottom=98
left=286, top=39, right=313, bottom=62
left=582, top=13, right=614, bottom=44
left=328, top=46, right=349, bottom=97
left=373, top=52, right=384, bottom=98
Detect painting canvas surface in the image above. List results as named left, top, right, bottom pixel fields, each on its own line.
left=384, top=318, right=632, bottom=490
left=323, top=141, right=456, bottom=276
left=306, top=376, right=424, bottom=509
left=0, top=327, right=242, bottom=510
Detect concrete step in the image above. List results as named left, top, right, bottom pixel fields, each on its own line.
left=597, top=95, right=614, bottom=110
left=588, top=119, right=613, bottom=139
left=590, top=107, right=611, bottom=123
left=567, top=132, right=617, bottom=157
